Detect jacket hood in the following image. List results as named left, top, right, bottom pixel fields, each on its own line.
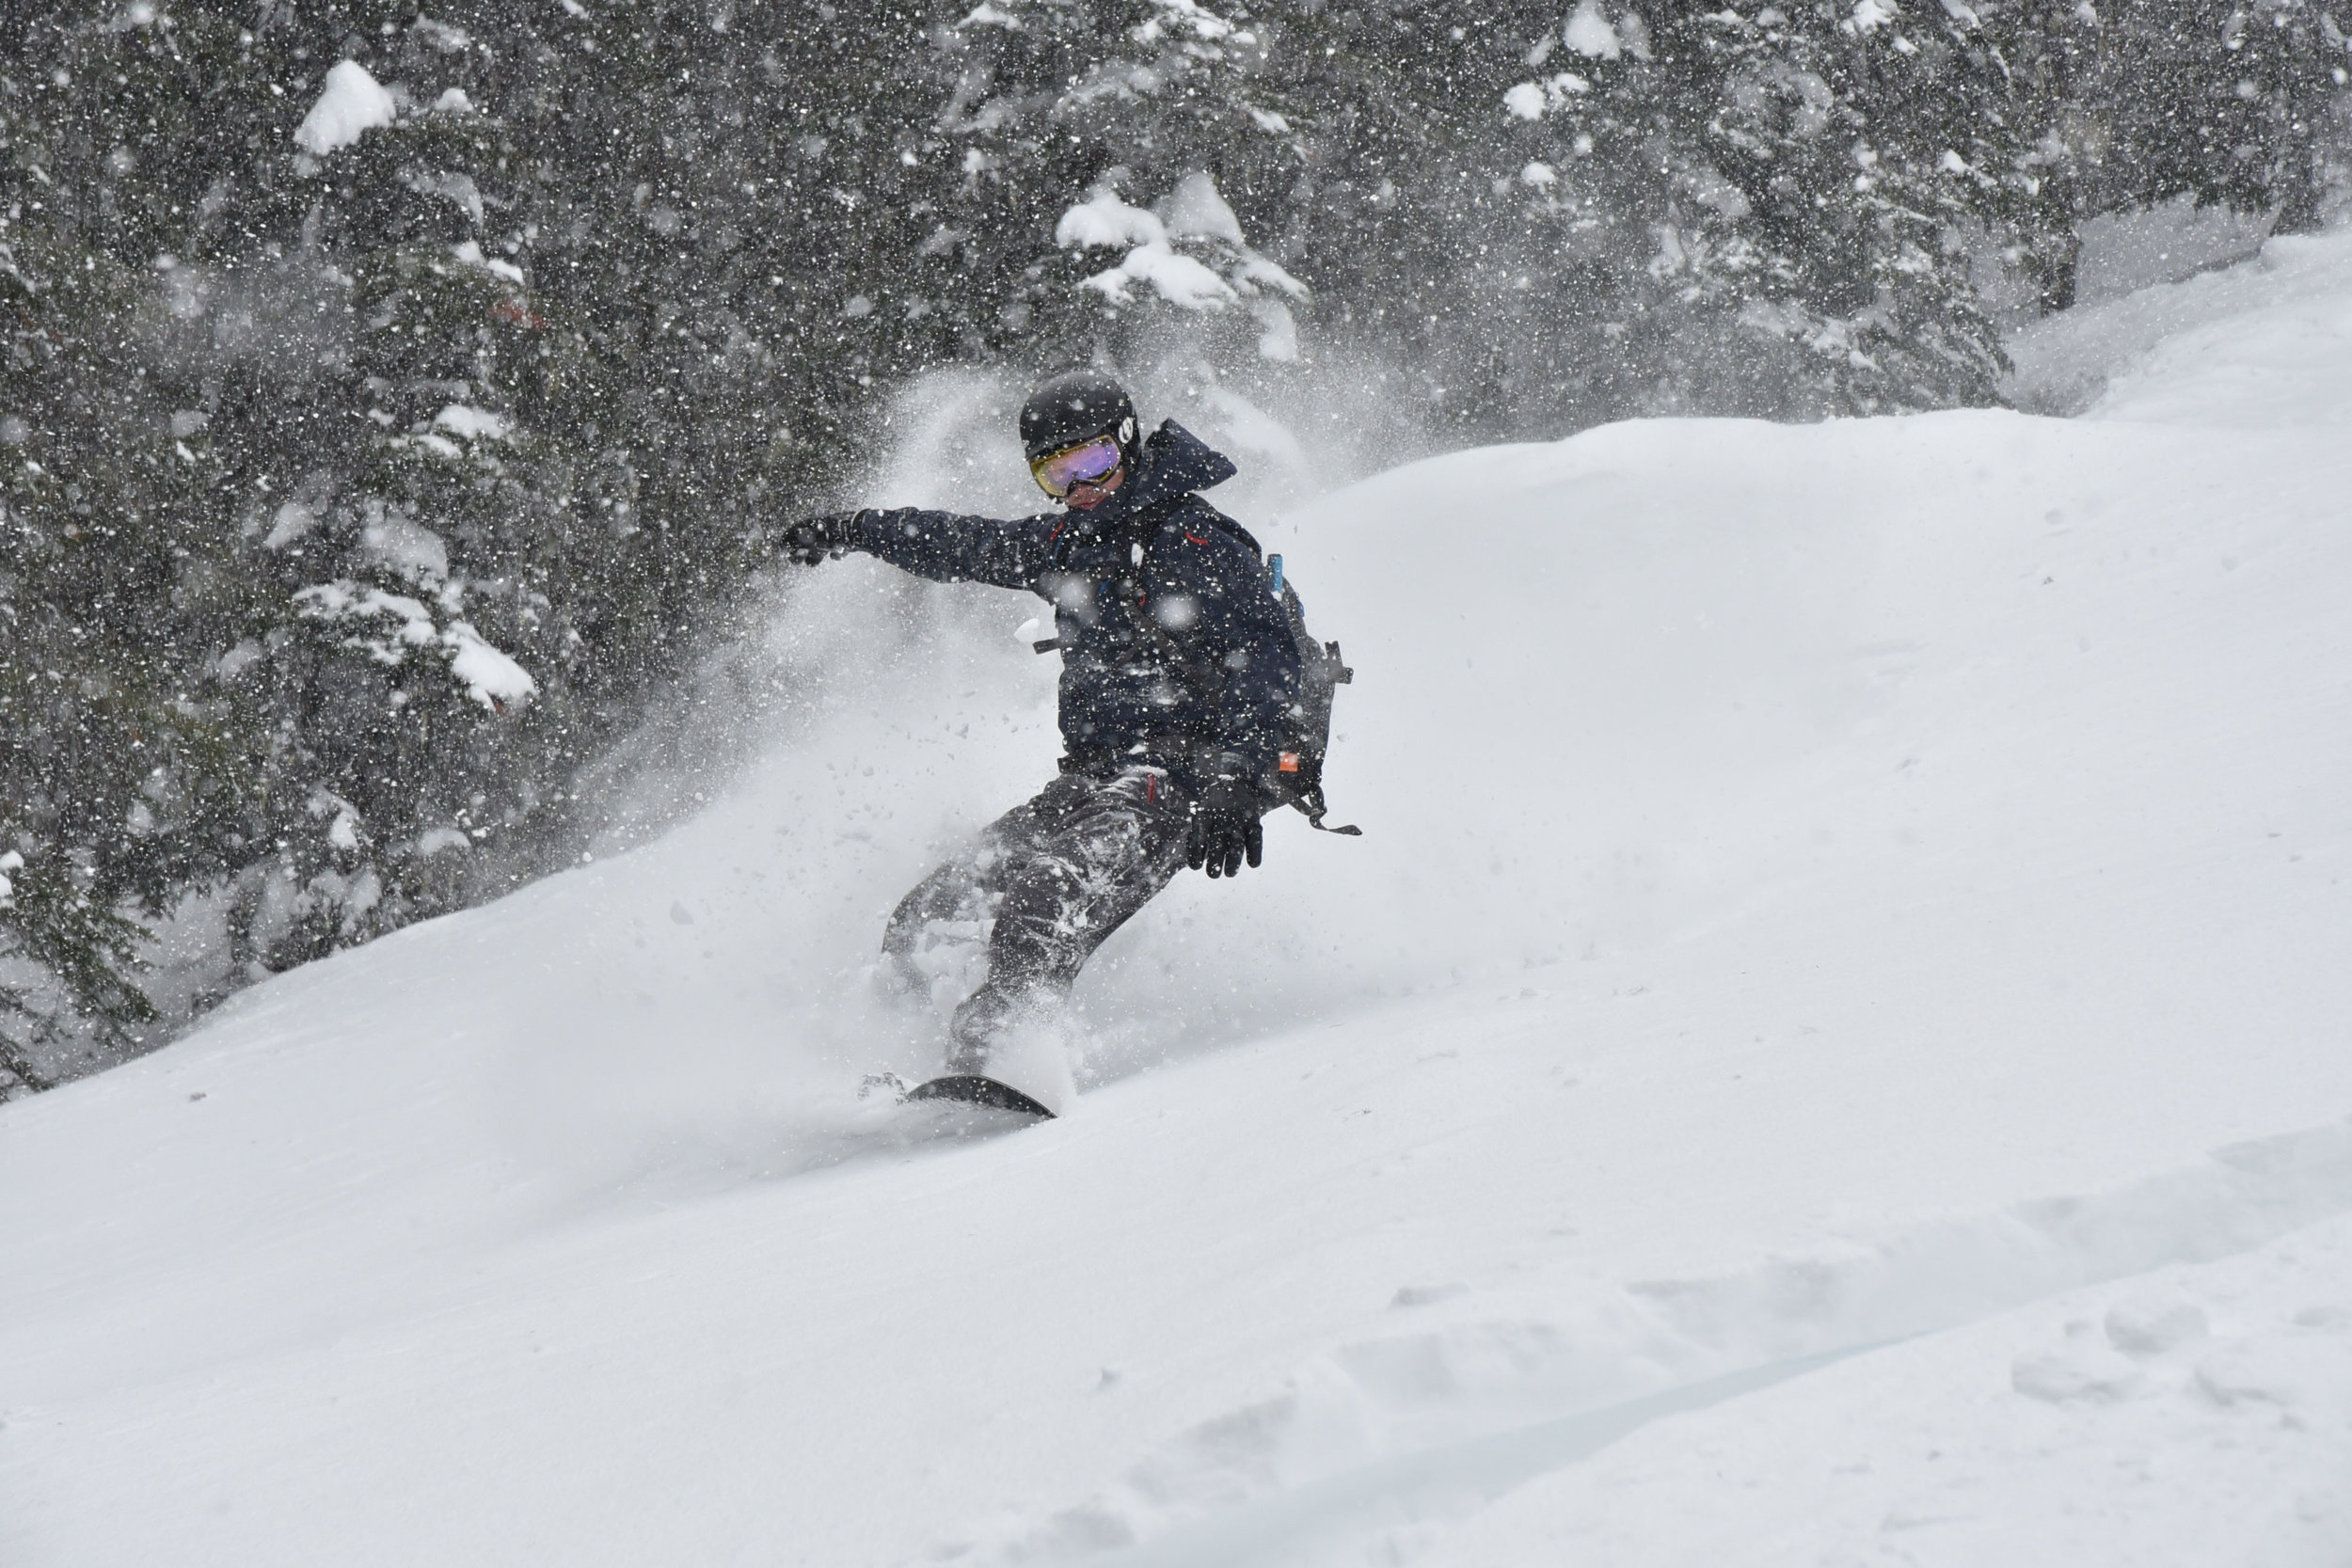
left=1104, top=420, right=1236, bottom=515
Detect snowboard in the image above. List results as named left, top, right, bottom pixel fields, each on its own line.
left=903, top=1073, right=1057, bottom=1118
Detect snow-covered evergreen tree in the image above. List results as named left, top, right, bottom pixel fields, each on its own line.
left=1485, top=0, right=2011, bottom=422
left=886, top=0, right=1311, bottom=386
left=2096, top=0, right=2349, bottom=233
left=0, top=3, right=816, bottom=1071
left=3, top=6, right=256, bottom=1079
left=1975, top=0, right=2352, bottom=311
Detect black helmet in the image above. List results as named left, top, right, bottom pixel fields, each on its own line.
left=1020, top=369, right=1140, bottom=465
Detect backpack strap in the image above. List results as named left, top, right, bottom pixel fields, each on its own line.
left=1128, top=506, right=1227, bottom=719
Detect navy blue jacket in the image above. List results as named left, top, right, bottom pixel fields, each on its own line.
left=850, top=421, right=1302, bottom=785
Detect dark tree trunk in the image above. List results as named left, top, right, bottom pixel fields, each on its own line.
left=2028, top=227, right=2082, bottom=315
left=2272, top=139, right=2327, bottom=235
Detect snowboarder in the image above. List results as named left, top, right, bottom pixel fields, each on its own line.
left=780, top=370, right=1304, bottom=1115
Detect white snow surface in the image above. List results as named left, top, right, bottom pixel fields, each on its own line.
left=292, top=582, right=536, bottom=712
left=2007, top=224, right=2352, bottom=419
left=441, top=621, right=538, bottom=712
left=1057, top=185, right=1169, bottom=252
left=292, top=60, right=398, bottom=157
left=1057, top=177, right=1302, bottom=318
left=1057, top=187, right=1236, bottom=311
left=431, top=403, right=514, bottom=441
left=358, top=508, right=450, bottom=585
left=7, top=230, right=2352, bottom=1566
left=1155, top=171, right=1248, bottom=247
left=1081, top=241, right=1237, bottom=310
left=1564, top=0, right=1622, bottom=58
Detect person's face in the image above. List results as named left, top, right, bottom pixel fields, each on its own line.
left=1029, top=432, right=1128, bottom=508
left=1062, top=464, right=1126, bottom=511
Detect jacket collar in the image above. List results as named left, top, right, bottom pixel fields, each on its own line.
left=1056, top=420, right=1235, bottom=548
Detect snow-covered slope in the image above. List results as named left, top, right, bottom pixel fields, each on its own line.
left=7, top=230, right=2352, bottom=1568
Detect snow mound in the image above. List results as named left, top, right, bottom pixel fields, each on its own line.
left=2006, top=226, right=2352, bottom=419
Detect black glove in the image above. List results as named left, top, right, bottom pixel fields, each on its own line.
left=779, top=512, right=862, bottom=566
left=1186, top=755, right=1265, bottom=879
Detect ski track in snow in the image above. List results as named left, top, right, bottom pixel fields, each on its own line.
left=938, top=1119, right=2352, bottom=1565
left=1409, top=1211, right=2352, bottom=1568
left=6, top=226, right=2352, bottom=1568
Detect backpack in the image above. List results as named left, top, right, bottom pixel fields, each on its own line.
left=1041, top=499, right=1359, bottom=833
left=1119, top=507, right=1356, bottom=835
left=1261, top=551, right=1360, bottom=835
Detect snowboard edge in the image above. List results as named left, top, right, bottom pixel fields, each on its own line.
left=903, top=1073, right=1057, bottom=1118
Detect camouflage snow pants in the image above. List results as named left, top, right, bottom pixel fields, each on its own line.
left=882, top=766, right=1194, bottom=1069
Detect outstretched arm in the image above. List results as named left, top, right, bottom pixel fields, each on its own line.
left=778, top=507, right=1063, bottom=592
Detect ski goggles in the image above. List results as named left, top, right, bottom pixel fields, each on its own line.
left=1028, top=435, right=1124, bottom=499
